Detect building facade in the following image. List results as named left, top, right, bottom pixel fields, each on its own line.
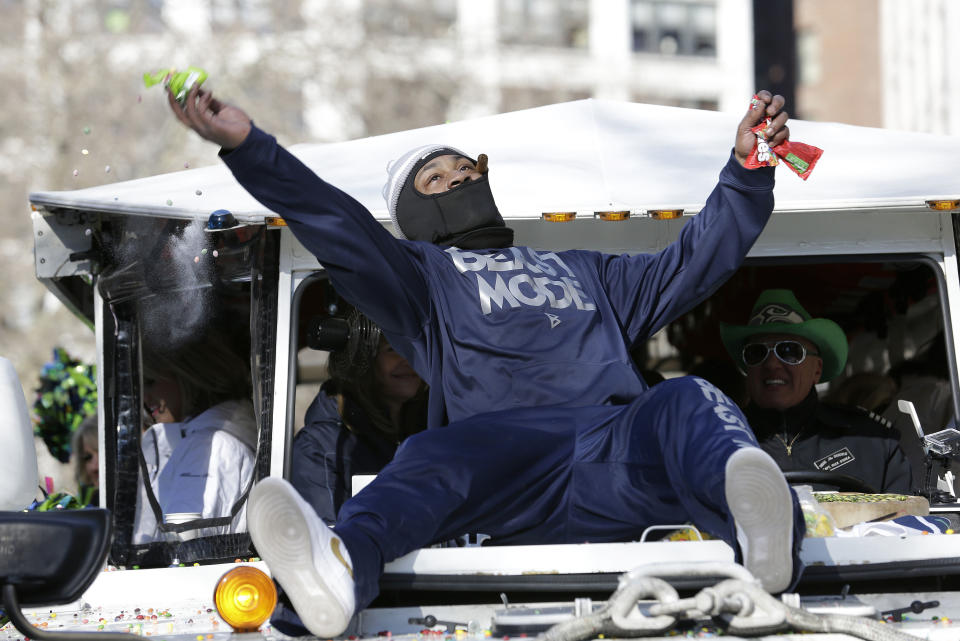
left=795, top=0, right=959, bottom=135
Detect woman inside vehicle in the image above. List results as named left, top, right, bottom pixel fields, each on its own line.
left=291, top=308, right=428, bottom=524
left=133, top=332, right=257, bottom=543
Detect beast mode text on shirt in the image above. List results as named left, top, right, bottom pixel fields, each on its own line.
left=446, top=247, right=597, bottom=315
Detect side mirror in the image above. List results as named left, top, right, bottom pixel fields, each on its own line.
left=0, top=509, right=138, bottom=641
left=0, top=356, right=38, bottom=510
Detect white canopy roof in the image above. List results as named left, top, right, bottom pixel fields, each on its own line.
left=29, top=99, right=960, bottom=222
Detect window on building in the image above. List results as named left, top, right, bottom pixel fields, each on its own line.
left=499, top=0, right=589, bottom=48
left=631, top=0, right=716, bottom=57
left=365, top=0, right=457, bottom=39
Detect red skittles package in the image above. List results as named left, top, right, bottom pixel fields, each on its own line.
left=743, top=95, right=823, bottom=180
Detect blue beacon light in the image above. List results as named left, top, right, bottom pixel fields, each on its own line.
left=206, top=209, right=239, bottom=231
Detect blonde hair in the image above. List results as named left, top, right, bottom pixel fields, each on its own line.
left=72, top=414, right=99, bottom=488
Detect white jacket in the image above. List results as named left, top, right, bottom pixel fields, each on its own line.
left=133, top=399, right=257, bottom=544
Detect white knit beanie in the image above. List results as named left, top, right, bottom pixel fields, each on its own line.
left=382, top=144, right=470, bottom=239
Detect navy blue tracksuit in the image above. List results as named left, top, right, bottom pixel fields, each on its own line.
left=223, top=127, right=804, bottom=608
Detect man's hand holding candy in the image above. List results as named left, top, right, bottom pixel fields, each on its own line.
left=734, top=90, right=789, bottom=167
left=739, top=91, right=823, bottom=180
left=168, top=83, right=252, bottom=152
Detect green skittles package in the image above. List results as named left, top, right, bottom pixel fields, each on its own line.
left=143, top=66, right=208, bottom=104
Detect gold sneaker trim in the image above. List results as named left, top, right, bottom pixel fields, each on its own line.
left=331, top=538, right=354, bottom=578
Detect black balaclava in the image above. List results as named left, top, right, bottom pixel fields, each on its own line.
left=385, top=146, right=514, bottom=249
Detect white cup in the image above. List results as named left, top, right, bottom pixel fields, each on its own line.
left=164, top=512, right=203, bottom=541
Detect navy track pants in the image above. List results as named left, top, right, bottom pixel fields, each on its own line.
left=334, top=376, right=802, bottom=609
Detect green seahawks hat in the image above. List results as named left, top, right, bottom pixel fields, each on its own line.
left=720, top=289, right=848, bottom=382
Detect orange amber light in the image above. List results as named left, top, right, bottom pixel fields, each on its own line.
left=594, top=211, right=630, bottom=221
left=214, top=566, right=277, bottom=632
left=541, top=212, right=577, bottom=222
left=926, top=200, right=960, bottom=211
left=647, top=209, right=684, bottom=220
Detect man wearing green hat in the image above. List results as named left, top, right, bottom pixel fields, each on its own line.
left=721, top=289, right=912, bottom=494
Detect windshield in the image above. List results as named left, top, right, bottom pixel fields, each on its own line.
left=642, top=256, right=957, bottom=422
left=94, top=215, right=279, bottom=567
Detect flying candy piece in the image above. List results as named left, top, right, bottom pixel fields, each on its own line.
left=73, top=169, right=79, bottom=177
left=143, top=66, right=208, bottom=104
left=83, top=127, right=91, bottom=135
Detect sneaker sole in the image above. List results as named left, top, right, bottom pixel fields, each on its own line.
left=725, top=448, right=793, bottom=593
left=248, top=478, right=351, bottom=637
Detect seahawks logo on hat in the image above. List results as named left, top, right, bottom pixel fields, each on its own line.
left=749, top=303, right=805, bottom=326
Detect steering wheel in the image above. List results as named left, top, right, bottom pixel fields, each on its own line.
left=783, top=470, right=878, bottom=494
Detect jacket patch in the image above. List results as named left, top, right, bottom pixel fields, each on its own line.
left=814, top=447, right=855, bottom=472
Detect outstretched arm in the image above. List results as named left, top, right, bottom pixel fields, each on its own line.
left=167, top=85, right=431, bottom=341
left=604, top=91, right=787, bottom=342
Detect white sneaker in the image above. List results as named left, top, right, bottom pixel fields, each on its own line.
left=247, top=477, right=356, bottom=637
left=724, top=448, right=794, bottom=593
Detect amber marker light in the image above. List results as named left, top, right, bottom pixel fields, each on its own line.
left=542, top=212, right=576, bottom=222
left=265, top=216, right=288, bottom=226
left=647, top=209, right=684, bottom=220
left=926, top=199, right=960, bottom=211
left=594, top=211, right=630, bottom=221
left=214, top=565, right=278, bottom=632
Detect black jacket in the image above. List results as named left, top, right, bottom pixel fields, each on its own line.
left=746, top=389, right=913, bottom=494
left=290, top=381, right=429, bottom=524
left=290, top=385, right=399, bottom=524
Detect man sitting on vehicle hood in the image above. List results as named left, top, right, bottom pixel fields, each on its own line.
left=168, top=84, right=806, bottom=638
left=721, top=289, right=913, bottom=494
